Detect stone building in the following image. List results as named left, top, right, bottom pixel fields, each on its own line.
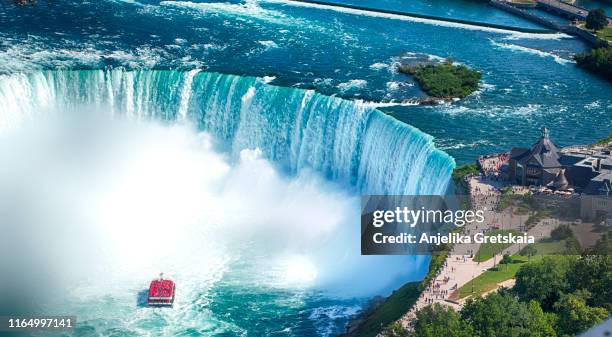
left=508, top=127, right=563, bottom=186
left=508, top=127, right=612, bottom=195
left=505, top=127, right=611, bottom=220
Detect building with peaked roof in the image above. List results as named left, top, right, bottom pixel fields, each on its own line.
left=508, top=127, right=564, bottom=186
left=504, top=127, right=612, bottom=220
left=507, top=127, right=612, bottom=194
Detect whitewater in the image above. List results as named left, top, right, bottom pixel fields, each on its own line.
left=0, top=68, right=453, bottom=336
left=5, top=0, right=608, bottom=334
left=0, top=69, right=454, bottom=195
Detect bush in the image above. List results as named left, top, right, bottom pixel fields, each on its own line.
left=409, top=256, right=611, bottom=337
left=413, top=304, right=474, bottom=337
left=574, top=46, right=612, bottom=81
left=420, top=251, right=448, bottom=291
left=550, top=224, right=573, bottom=241
left=589, top=228, right=612, bottom=255
left=500, top=254, right=512, bottom=264
left=595, top=134, right=612, bottom=145
left=382, top=322, right=410, bottom=337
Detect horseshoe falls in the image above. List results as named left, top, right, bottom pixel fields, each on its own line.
left=0, top=68, right=452, bottom=336
left=0, top=69, right=454, bottom=195
left=3, top=0, right=612, bottom=334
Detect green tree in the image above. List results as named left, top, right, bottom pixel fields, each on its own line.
left=553, top=293, right=608, bottom=336
left=567, top=255, right=612, bottom=311
left=520, top=245, right=538, bottom=261
left=461, top=292, right=556, bottom=337
left=574, top=46, right=612, bottom=81
left=588, top=229, right=612, bottom=255
left=550, top=225, right=572, bottom=241
left=564, top=236, right=582, bottom=255
left=382, top=322, right=410, bottom=337
left=513, top=257, right=573, bottom=310
left=500, top=254, right=512, bottom=264
left=586, top=8, right=608, bottom=31
left=413, top=303, right=475, bottom=337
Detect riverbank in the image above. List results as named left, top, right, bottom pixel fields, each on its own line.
left=345, top=167, right=480, bottom=336
left=490, top=0, right=611, bottom=46
left=340, top=283, right=420, bottom=337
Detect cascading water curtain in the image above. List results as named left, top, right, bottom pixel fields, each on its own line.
left=0, top=69, right=455, bottom=195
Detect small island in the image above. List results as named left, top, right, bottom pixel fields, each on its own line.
left=399, top=60, right=481, bottom=100
left=574, top=45, right=612, bottom=82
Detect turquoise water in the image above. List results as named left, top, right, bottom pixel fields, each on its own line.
left=1, top=0, right=609, bottom=164
left=1, top=0, right=611, bottom=335
left=0, top=69, right=443, bottom=336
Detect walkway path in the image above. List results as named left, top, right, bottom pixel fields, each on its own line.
left=398, top=175, right=501, bottom=329
left=397, top=175, right=560, bottom=330
left=537, top=0, right=612, bottom=23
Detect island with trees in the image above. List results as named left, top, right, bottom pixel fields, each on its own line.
left=398, top=60, right=482, bottom=101
left=574, top=44, right=612, bottom=81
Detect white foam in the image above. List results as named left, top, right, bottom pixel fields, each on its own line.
left=356, top=99, right=420, bottom=108
left=386, top=81, right=400, bottom=91
left=489, top=39, right=573, bottom=65
left=258, top=40, right=279, bottom=49
left=260, top=75, right=277, bottom=84
left=584, top=100, right=601, bottom=109
left=161, top=0, right=290, bottom=25
left=369, top=62, right=388, bottom=70
left=503, top=32, right=572, bottom=41
left=337, top=79, right=367, bottom=92
left=309, top=305, right=361, bottom=336
left=0, top=35, right=167, bottom=72
left=0, top=112, right=427, bottom=304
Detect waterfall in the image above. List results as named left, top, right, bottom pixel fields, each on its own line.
left=0, top=69, right=455, bottom=195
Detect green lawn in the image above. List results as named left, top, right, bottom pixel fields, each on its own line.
left=473, top=229, right=520, bottom=262
left=530, top=239, right=567, bottom=255
left=459, top=255, right=531, bottom=298
left=349, top=282, right=421, bottom=337
left=596, top=134, right=612, bottom=145
left=452, top=163, right=479, bottom=182
left=459, top=244, right=573, bottom=299
left=596, top=26, right=612, bottom=42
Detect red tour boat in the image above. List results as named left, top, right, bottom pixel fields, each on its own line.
left=148, top=273, right=175, bottom=307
